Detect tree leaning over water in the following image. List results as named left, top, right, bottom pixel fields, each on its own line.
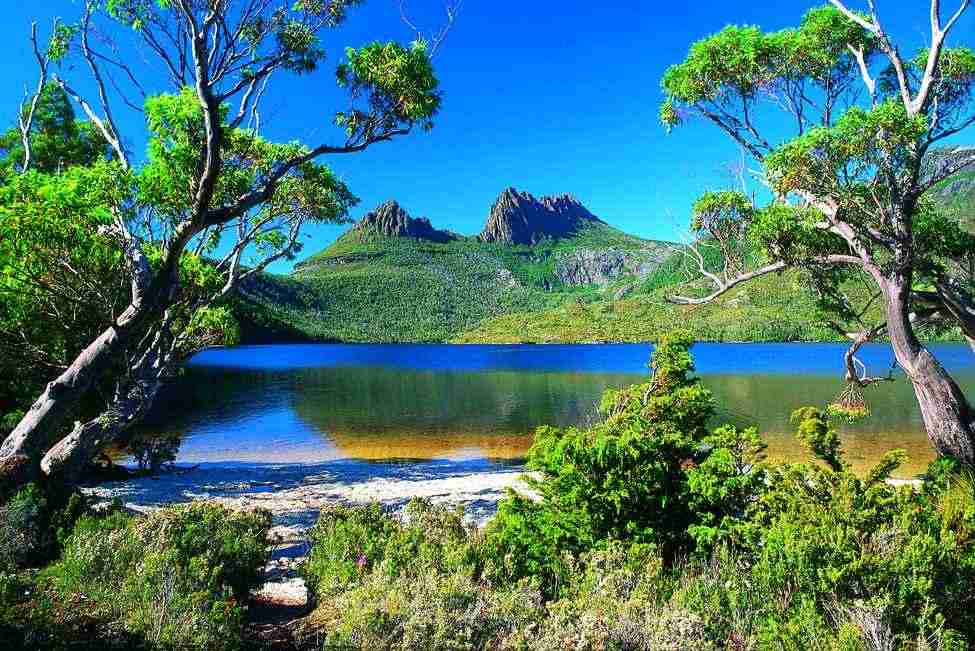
left=663, top=1, right=975, bottom=463
left=0, top=0, right=444, bottom=496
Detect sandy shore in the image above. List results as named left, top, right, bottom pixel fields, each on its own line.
left=83, top=457, right=530, bottom=529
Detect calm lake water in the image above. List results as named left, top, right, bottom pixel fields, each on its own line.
left=142, top=343, right=975, bottom=478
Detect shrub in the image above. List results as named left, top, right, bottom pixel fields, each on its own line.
left=43, top=501, right=271, bottom=650
left=483, top=330, right=765, bottom=591
left=521, top=543, right=715, bottom=651
left=0, top=485, right=87, bottom=568
left=0, top=485, right=49, bottom=568
left=302, top=499, right=544, bottom=650
left=734, top=408, right=975, bottom=647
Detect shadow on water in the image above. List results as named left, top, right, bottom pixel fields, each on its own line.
left=134, top=342, right=975, bottom=479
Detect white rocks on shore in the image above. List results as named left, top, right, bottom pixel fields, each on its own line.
left=83, top=457, right=531, bottom=530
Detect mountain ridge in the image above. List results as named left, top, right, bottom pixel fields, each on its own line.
left=479, top=188, right=606, bottom=245
left=350, top=200, right=455, bottom=243
left=238, top=189, right=678, bottom=342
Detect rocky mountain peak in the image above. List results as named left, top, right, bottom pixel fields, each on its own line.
left=479, top=188, right=603, bottom=245
left=353, top=200, right=453, bottom=242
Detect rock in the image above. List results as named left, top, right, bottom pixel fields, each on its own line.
left=353, top=200, right=454, bottom=243
left=614, top=284, right=634, bottom=300
left=555, top=247, right=671, bottom=287
left=252, top=576, right=309, bottom=609
left=479, top=188, right=605, bottom=245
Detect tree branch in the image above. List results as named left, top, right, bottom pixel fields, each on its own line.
left=18, top=23, right=48, bottom=172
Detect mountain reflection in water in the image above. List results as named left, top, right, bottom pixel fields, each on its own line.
left=136, top=343, right=975, bottom=477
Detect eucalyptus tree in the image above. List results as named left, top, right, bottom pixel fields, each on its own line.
left=0, top=0, right=444, bottom=494
left=0, top=83, right=121, bottom=430
left=662, top=2, right=975, bottom=462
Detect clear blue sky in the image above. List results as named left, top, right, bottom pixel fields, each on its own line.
left=0, top=1, right=972, bottom=271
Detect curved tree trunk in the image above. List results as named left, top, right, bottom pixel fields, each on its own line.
left=40, top=378, right=162, bottom=487
left=886, top=280, right=975, bottom=465
left=0, top=284, right=165, bottom=496
left=0, top=319, right=135, bottom=494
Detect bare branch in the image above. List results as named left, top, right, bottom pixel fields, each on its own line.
left=668, top=254, right=867, bottom=305
left=848, top=45, right=876, bottom=104
left=19, top=23, right=49, bottom=171
left=914, top=0, right=972, bottom=113
left=843, top=324, right=895, bottom=386
left=398, top=0, right=462, bottom=56
left=78, top=2, right=130, bottom=168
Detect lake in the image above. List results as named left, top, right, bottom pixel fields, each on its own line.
left=138, top=342, right=975, bottom=478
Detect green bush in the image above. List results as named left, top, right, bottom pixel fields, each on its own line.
left=298, top=334, right=975, bottom=649
left=0, top=485, right=87, bottom=569
left=42, top=501, right=271, bottom=650
left=302, top=499, right=542, bottom=650
left=734, top=409, right=975, bottom=647
left=521, top=543, right=714, bottom=651
left=483, top=330, right=765, bottom=591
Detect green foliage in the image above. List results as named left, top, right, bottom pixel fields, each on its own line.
left=303, top=499, right=541, bottom=650
left=691, top=190, right=752, bottom=233
left=44, top=502, right=270, bottom=650
left=483, top=332, right=766, bottom=590
left=238, top=219, right=668, bottom=343
left=661, top=6, right=872, bottom=126
left=662, top=25, right=778, bottom=106
left=0, top=160, right=128, bottom=428
left=0, top=83, right=109, bottom=174
left=735, top=444, right=975, bottom=646
left=0, top=486, right=88, bottom=569
left=0, top=485, right=50, bottom=568
left=766, top=100, right=928, bottom=200
left=455, top=267, right=856, bottom=344
left=304, top=500, right=480, bottom=597
left=293, top=327, right=975, bottom=648
left=336, top=41, right=441, bottom=135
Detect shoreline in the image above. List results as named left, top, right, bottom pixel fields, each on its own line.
left=83, top=457, right=531, bottom=530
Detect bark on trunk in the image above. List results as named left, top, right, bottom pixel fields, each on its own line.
left=0, top=321, right=131, bottom=493
left=0, top=288, right=162, bottom=495
left=886, top=281, right=975, bottom=465
left=40, top=379, right=161, bottom=487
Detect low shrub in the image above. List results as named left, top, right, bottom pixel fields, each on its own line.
left=0, top=484, right=87, bottom=569
left=42, top=501, right=271, bottom=650
left=483, top=330, right=765, bottom=592
left=729, top=409, right=975, bottom=647
left=302, top=499, right=544, bottom=650
left=299, top=333, right=975, bottom=650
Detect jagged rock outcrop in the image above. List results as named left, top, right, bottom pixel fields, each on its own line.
left=554, top=247, right=670, bottom=287
left=479, top=188, right=604, bottom=245
left=354, top=200, right=454, bottom=242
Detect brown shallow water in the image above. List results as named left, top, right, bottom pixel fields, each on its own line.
left=136, top=343, right=974, bottom=479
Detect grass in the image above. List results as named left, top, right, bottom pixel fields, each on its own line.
left=932, top=168, right=975, bottom=234
left=453, top=271, right=843, bottom=343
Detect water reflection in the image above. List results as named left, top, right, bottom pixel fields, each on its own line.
left=138, top=343, right=974, bottom=477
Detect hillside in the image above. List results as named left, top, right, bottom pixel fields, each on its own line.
left=933, top=170, right=975, bottom=234
left=236, top=167, right=974, bottom=345
left=236, top=191, right=674, bottom=342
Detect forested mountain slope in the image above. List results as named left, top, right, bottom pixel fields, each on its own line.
left=237, top=173, right=973, bottom=344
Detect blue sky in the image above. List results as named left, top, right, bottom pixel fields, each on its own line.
left=0, top=1, right=972, bottom=271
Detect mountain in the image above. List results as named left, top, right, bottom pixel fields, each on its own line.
left=236, top=189, right=676, bottom=342
left=353, top=200, right=455, bottom=242
left=235, top=169, right=975, bottom=344
left=479, top=188, right=604, bottom=244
